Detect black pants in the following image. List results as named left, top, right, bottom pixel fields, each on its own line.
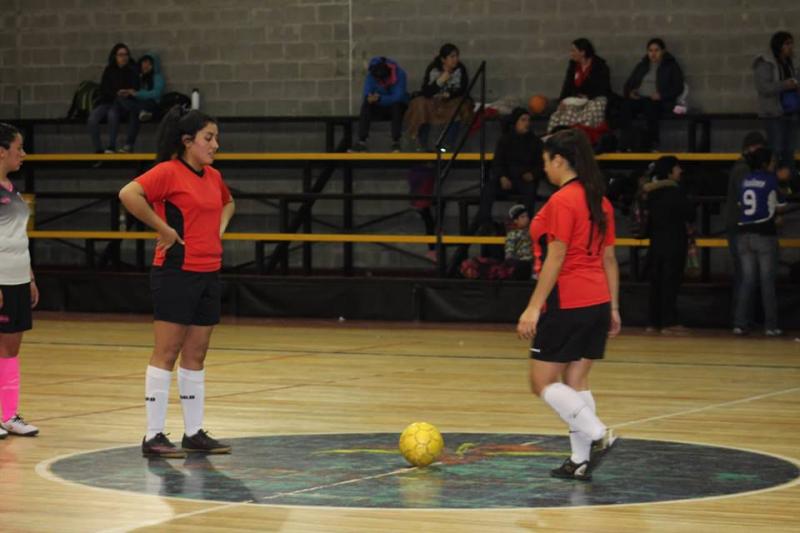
left=619, top=98, right=673, bottom=150
left=476, top=174, right=539, bottom=225
left=648, top=247, right=686, bottom=328
left=357, top=99, right=406, bottom=142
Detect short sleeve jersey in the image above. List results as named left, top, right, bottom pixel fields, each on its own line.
left=738, top=170, right=786, bottom=235
left=135, top=159, right=231, bottom=272
left=0, top=180, right=31, bottom=285
left=530, top=179, right=615, bottom=310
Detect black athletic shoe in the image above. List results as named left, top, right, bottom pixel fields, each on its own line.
left=142, top=433, right=187, bottom=458
left=550, top=458, right=592, bottom=481
left=589, top=428, right=618, bottom=472
left=182, top=429, right=232, bottom=454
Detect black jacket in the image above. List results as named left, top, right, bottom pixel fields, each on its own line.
left=646, top=182, right=694, bottom=255
left=98, top=64, right=139, bottom=104
left=559, top=56, right=611, bottom=100
left=492, top=121, right=544, bottom=182
left=420, top=62, right=469, bottom=98
left=623, top=52, right=684, bottom=103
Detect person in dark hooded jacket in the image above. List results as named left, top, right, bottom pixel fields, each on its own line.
left=619, top=38, right=684, bottom=151
left=131, top=52, right=165, bottom=122
left=476, top=107, right=545, bottom=224
left=88, top=43, right=140, bottom=153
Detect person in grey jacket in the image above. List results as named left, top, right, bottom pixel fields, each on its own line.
left=753, top=31, right=799, bottom=173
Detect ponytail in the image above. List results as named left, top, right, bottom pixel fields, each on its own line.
left=543, top=129, right=607, bottom=247
left=155, top=106, right=217, bottom=163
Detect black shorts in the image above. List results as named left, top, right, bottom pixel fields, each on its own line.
left=0, top=283, right=33, bottom=334
left=150, top=268, right=221, bottom=326
left=530, top=302, right=611, bottom=363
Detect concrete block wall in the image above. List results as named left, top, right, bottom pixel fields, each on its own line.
left=2, top=1, right=800, bottom=120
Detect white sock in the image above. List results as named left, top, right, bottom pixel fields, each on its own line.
left=569, top=390, right=597, bottom=463
left=178, top=367, right=205, bottom=438
left=542, top=382, right=606, bottom=442
left=145, top=365, right=172, bottom=440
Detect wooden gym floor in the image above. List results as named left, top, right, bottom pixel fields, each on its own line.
left=1, top=313, right=798, bottom=532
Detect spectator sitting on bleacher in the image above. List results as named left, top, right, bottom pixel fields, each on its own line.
left=475, top=107, right=545, bottom=226
left=618, top=38, right=685, bottom=151
left=733, top=147, right=787, bottom=336
left=349, top=57, right=408, bottom=153
left=88, top=43, right=140, bottom=154
left=725, top=131, right=767, bottom=328
left=404, top=43, right=473, bottom=152
left=753, top=31, right=799, bottom=175
left=504, top=204, right=533, bottom=280
left=131, top=53, right=165, bottom=123
left=547, top=38, right=611, bottom=145
left=645, top=156, right=694, bottom=335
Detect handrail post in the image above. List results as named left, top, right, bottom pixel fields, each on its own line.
left=435, top=149, right=445, bottom=277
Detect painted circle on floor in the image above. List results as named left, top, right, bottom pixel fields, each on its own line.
left=47, top=433, right=799, bottom=509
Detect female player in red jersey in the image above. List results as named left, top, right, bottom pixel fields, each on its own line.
left=517, top=128, right=620, bottom=481
left=0, top=122, right=39, bottom=438
left=119, top=107, right=235, bottom=458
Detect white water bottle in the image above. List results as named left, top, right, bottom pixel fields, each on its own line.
left=191, top=88, right=200, bottom=110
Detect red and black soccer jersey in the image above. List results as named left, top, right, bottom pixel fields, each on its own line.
left=530, top=179, right=615, bottom=310
left=135, top=159, right=232, bottom=272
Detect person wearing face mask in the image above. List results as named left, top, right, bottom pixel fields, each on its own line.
left=0, top=122, right=39, bottom=439
left=88, top=43, right=140, bottom=154
left=404, top=43, right=473, bottom=152
left=119, top=107, right=235, bottom=458
left=619, top=38, right=685, bottom=151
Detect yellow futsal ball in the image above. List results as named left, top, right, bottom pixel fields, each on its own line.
left=399, top=422, right=444, bottom=467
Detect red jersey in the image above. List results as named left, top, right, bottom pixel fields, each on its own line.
left=135, top=159, right=232, bottom=272
left=530, top=179, right=615, bottom=310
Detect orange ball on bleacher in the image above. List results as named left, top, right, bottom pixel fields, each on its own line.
left=528, top=94, right=548, bottom=115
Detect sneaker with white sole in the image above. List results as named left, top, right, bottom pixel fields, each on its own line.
left=1, top=414, right=39, bottom=436
left=550, top=457, right=591, bottom=481
left=589, top=428, right=617, bottom=472
left=765, top=329, right=784, bottom=337
left=0, top=426, right=7, bottom=439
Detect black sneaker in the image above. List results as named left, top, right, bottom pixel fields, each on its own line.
left=589, top=428, right=618, bottom=472
left=550, top=458, right=591, bottom=481
left=142, top=433, right=187, bottom=458
left=390, top=141, right=401, bottom=153
left=182, top=429, right=232, bottom=454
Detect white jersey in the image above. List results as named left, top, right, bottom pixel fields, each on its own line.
left=0, top=180, right=31, bottom=285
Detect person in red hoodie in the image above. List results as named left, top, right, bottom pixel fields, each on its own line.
left=518, top=128, right=619, bottom=481
left=119, top=107, right=235, bottom=458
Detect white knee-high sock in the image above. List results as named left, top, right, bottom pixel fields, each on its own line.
left=178, top=367, right=205, bottom=437
left=145, top=365, right=172, bottom=440
left=569, top=390, right=597, bottom=463
left=542, top=382, right=606, bottom=442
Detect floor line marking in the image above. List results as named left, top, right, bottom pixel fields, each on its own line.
left=613, top=386, right=800, bottom=429
left=259, top=466, right=416, bottom=501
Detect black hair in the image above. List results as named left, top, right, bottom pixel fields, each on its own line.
left=155, top=106, right=218, bottom=163
left=369, top=58, right=390, bottom=81
left=542, top=129, right=607, bottom=248
left=433, top=43, right=460, bottom=70
left=572, top=38, right=595, bottom=59
left=0, top=122, right=22, bottom=149
left=745, top=146, right=774, bottom=172
left=504, top=107, right=531, bottom=134
left=107, top=43, right=132, bottom=67
left=647, top=38, right=666, bottom=50
left=770, top=31, right=793, bottom=61
left=652, top=155, right=680, bottom=181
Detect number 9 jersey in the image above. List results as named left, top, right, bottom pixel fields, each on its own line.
left=738, top=170, right=786, bottom=234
